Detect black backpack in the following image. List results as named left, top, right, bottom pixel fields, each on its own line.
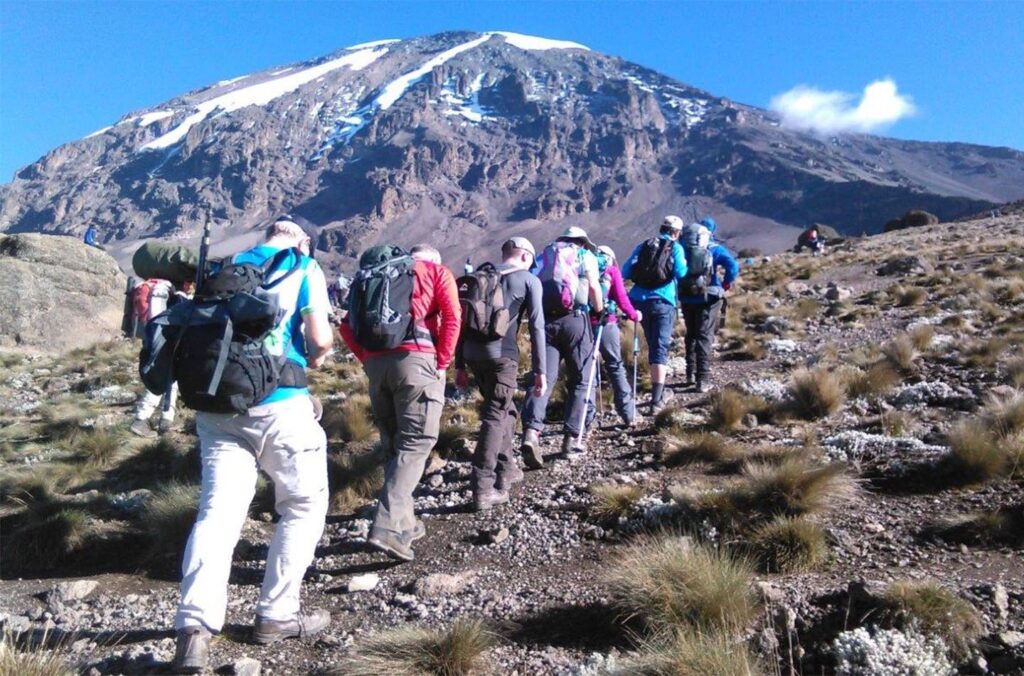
left=139, top=248, right=306, bottom=414
left=679, top=222, right=715, bottom=296
left=457, top=263, right=510, bottom=341
left=347, top=245, right=417, bottom=351
left=629, top=237, right=675, bottom=289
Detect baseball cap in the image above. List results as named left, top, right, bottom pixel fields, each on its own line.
left=504, top=236, right=536, bottom=257
left=597, top=245, right=616, bottom=262
left=662, top=215, right=684, bottom=231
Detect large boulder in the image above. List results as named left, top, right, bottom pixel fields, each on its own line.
left=883, top=210, right=940, bottom=232
left=0, top=234, right=127, bottom=353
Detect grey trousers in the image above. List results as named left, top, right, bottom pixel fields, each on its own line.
left=586, top=322, right=635, bottom=424
left=521, top=312, right=595, bottom=437
left=681, top=298, right=722, bottom=383
left=365, top=352, right=445, bottom=537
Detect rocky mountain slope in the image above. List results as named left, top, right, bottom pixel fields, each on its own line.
left=1, top=214, right=1022, bottom=674
left=2, top=31, right=1023, bottom=271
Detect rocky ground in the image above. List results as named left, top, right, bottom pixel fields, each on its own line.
left=2, top=214, right=1023, bottom=674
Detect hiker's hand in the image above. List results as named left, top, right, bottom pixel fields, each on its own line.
left=722, top=282, right=732, bottom=291
left=455, top=368, right=469, bottom=390
left=310, top=352, right=330, bottom=369
left=635, top=310, right=643, bottom=323
left=310, top=395, right=323, bottom=421
left=533, top=373, right=547, bottom=397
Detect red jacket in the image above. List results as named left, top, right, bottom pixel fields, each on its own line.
left=341, top=260, right=461, bottom=369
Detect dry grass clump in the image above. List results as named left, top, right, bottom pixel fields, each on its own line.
left=37, top=398, right=97, bottom=439
left=659, top=432, right=735, bottom=467
left=925, top=503, right=1024, bottom=547
left=653, top=405, right=695, bottom=433
left=138, top=482, right=199, bottom=565
left=908, top=324, right=935, bottom=351
left=612, top=630, right=763, bottom=676
left=793, top=297, right=821, bottom=320
left=708, top=389, right=767, bottom=431
left=1007, top=356, right=1024, bottom=388
left=844, top=361, right=901, bottom=398
left=783, top=368, right=846, bottom=420
left=321, top=394, right=377, bottom=443
left=328, top=444, right=387, bottom=513
left=605, top=536, right=758, bottom=634
left=895, top=285, right=928, bottom=306
left=3, top=506, right=91, bottom=572
left=942, top=421, right=1024, bottom=485
left=435, top=404, right=480, bottom=456
left=335, top=618, right=498, bottom=676
left=961, top=337, right=1008, bottom=367
left=877, top=581, right=983, bottom=657
left=983, top=390, right=1024, bottom=437
left=65, top=427, right=127, bottom=467
left=746, top=516, right=828, bottom=573
left=590, top=483, right=644, bottom=525
left=716, top=456, right=856, bottom=521
left=880, top=336, right=919, bottom=374
left=0, top=627, right=77, bottom=676
left=125, top=437, right=201, bottom=484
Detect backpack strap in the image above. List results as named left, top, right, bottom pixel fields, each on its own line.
left=205, top=314, right=235, bottom=397
left=261, top=247, right=305, bottom=290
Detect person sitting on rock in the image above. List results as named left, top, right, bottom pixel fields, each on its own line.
left=794, top=227, right=825, bottom=255
left=455, top=236, right=547, bottom=511
left=83, top=224, right=105, bottom=251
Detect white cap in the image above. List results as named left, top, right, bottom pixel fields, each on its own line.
left=504, top=236, right=536, bottom=257
left=597, top=245, right=616, bottom=263
left=662, top=215, right=684, bottom=231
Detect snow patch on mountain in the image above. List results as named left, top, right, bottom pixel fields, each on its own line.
left=491, top=31, right=589, bottom=51
left=85, top=126, right=112, bottom=139
left=139, top=45, right=389, bottom=152
left=215, top=75, right=249, bottom=87
left=439, top=74, right=494, bottom=123
left=344, top=38, right=400, bottom=50
left=134, top=111, right=174, bottom=127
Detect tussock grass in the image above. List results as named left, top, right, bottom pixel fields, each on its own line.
left=1007, top=357, right=1024, bottom=388
left=139, top=482, right=199, bottom=565
left=605, top=536, right=758, bottom=634
left=126, top=437, right=201, bottom=484
left=793, top=297, right=821, bottom=320
left=37, top=398, right=97, bottom=438
left=328, top=444, right=387, bottom=513
left=612, top=629, right=763, bottom=676
left=713, top=457, right=856, bottom=522
left=877, top=581, right=982, bottom=657
left=659, top=432, right=734, bottom=467
left=895, top=286, right=928, bottom=306
left=4, top=506, right=91, bottom=572
left=942, top=422, right=1023, bottom=484
left=925, top=503, right=1024, bottom=547
left=984, top=390, right=1024, bottom=437
left=65, top=427, right=126, bottom=467
left=321, top=394, right=377, bottom=443
left=590, top=483, right=644, bottom=525
left=708, top=389, right=766, bottom=431
left=0, top=627, right=76, bottom=676
left=335, top=618, right=498, bottom=676
left=962, top=337, right=1008, bottom=367
left=747, top=516, right=828, bottom=573
left=908, top=324, right=935, bottom=351
left=844, top=361, right=901, bottom=398
left=653, top=405, right=693, bottom=433
left=880, top=336, right=919, bottom=374
left=435, top=405, right=480, bottom=456
left=783, top=368, right=845, bottom=420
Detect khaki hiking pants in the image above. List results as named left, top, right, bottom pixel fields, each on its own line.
left=176, top=395, right=328, bottom=632
left=365, top=351, right=445, bottom=538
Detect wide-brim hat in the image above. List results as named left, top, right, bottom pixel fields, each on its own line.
left=557, top=225, right=598, bottom=252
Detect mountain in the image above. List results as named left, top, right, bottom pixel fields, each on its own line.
left=2, top=31, right=1023, bottom=270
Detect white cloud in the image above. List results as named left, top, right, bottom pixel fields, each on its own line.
left=769, top=78, right=916, bottom=134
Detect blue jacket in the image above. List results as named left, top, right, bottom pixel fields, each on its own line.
left=678, top=243, right=740, bottom=304
left=84, top=227, right=98, bottom=247
left=621, top=234, right=688, bottom=306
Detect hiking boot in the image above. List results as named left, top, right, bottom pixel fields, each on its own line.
left=619, top=411, right=635, bottom=428
left=130, top=418, right=157, bottom=439
left=367, top=528, right=415, bottom=562
left=253, top=608, right=331, bottom=644
left=496, top=464, right=524, bottom=491
left=694, top=382, right=708, bottom=394
left=562, top=433, right=586, bottom=456
left=473, top=488, right=509, bottom=512
left=172, top=626, right=211, bottom=674
left=157, top=418, right=174, bottom=435
left=408, top=519, right=426, bottom=542
left=521, top=429, right=544, bottom=469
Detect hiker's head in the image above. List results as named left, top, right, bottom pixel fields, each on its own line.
left=660, top=215, right=684, bottom=237
left=557, top=226, right=597, bottom=252
left=266, top=218, right=311, bottom=254
left=597, top=245, right=616, bottom=267
left=700, top=217, right=717, bottom=234
left=410, top=244, right=442, bottom=264
left=502, top=236, right=536, bottom=268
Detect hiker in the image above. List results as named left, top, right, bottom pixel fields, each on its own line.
left=520, top=226, right=605, bottom=466
left=677, top=217, right=740, bottom=393
left=83, top=224, right=105, bottom=250
left=588, top=245, right=641, bottom=426
left=339, top=243, right=460, bottom=561
left=794, top=227, right=825, bottom=255
left=172, top=218, right=335, bottom=673
left=454, top=237, right=547, bottom=511
left=621, top=215, right=688, bottom=414
left=130, top=278, right=190, bottom=437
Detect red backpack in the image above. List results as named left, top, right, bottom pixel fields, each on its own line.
left=132, top=279, right=171, bottom=324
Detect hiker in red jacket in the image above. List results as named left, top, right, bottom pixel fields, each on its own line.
left=339, top=244, right=461, bottom=562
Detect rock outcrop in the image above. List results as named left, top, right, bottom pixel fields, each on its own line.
left=0, top=234, right=127, bottom=353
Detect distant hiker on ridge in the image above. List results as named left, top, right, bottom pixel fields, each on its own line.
left=622, top=215, right=688, bottom=414
left=83, top=224, right=105, bottom=250
left=794, top=226, right=825, bottom=256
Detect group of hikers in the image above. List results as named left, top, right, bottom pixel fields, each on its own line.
left=128, top=215, right=740, bottom=672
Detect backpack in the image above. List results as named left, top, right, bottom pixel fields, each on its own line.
left=132, top=279, right=172, bottom=325
left=679, top=222, right=714, bottom=296
left=347, top=245, right=417, bottom=351
left=457, top=263, right=510, bottom=341
left=139, top=248, right=305, bottom=414
left=132, top=241, right=200, bottom=286
left=537, top=242, right=586, bottom=317
left=629, top=237, right=675, bottom=289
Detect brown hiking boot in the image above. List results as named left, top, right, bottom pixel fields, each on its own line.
left=130, top=418, right=157, bottom=439
left=521, top=429, right=544, bottom=469
left=253, top=608, right=331, bottom=644
left=562, top=432, right=586, bottom=456
left=473, top=488, right=509, bottom=512
left=367, top=528, right=415, bottom=562
left=172, top=626, right=211, bottom=674
left=496, top=464, right=524, bottom=491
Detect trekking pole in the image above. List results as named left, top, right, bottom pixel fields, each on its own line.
left=195, top=220, right=212, bottom=294
left=631, top=328, right=640, bottom=421
left=576, top=322, right=605, bottom=449
left=596, top=353, right=604, bottom=416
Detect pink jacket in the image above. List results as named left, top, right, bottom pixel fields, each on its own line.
left=592, top=264, right=638, bottom=325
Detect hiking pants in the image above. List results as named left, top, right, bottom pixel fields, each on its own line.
left=522, top=312, right=595, bottom=437
left=466, top=357, right=520, bottom=493
left=135, top=383, right=178, bottom=423
left=681, top=298, right=723, bottom=383
left=639, top=298, right=676, bottom=365
left=365, top=351, right=444, bottom=538
left=176, top=395, right=328, bottom=632
left=586, top=321, right=634, bottom=424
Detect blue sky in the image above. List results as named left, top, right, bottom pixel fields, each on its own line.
left=1, top=0, right=1022, bottom=181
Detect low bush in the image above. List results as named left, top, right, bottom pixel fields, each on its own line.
left=746, top=516, right=828, bottom=573
left=335, top=618, right=498, bottom=676
left=877, top=581, right=982, bottom=657
left=613, top=629, right=763, bottom=676
left=784, top=368, right=846, bottom=420
left=590, top=483, right=644, bottom=525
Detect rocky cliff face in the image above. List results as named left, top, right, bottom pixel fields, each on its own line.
left=0, top=235, right=127, bottom=353
left=2, top=31, right=1023, bottom=270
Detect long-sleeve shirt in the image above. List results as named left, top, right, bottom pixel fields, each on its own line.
left=678, top=244, right=741, bottom=304
left=84, top=227, right=98, bottom=246
left=458, top=266, right=546, bottom=375
left=340, top=260, right=461, bottom=369
left=621, top=235, right=688, bottom=306
left=592, top=264, right=638, bottom=325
